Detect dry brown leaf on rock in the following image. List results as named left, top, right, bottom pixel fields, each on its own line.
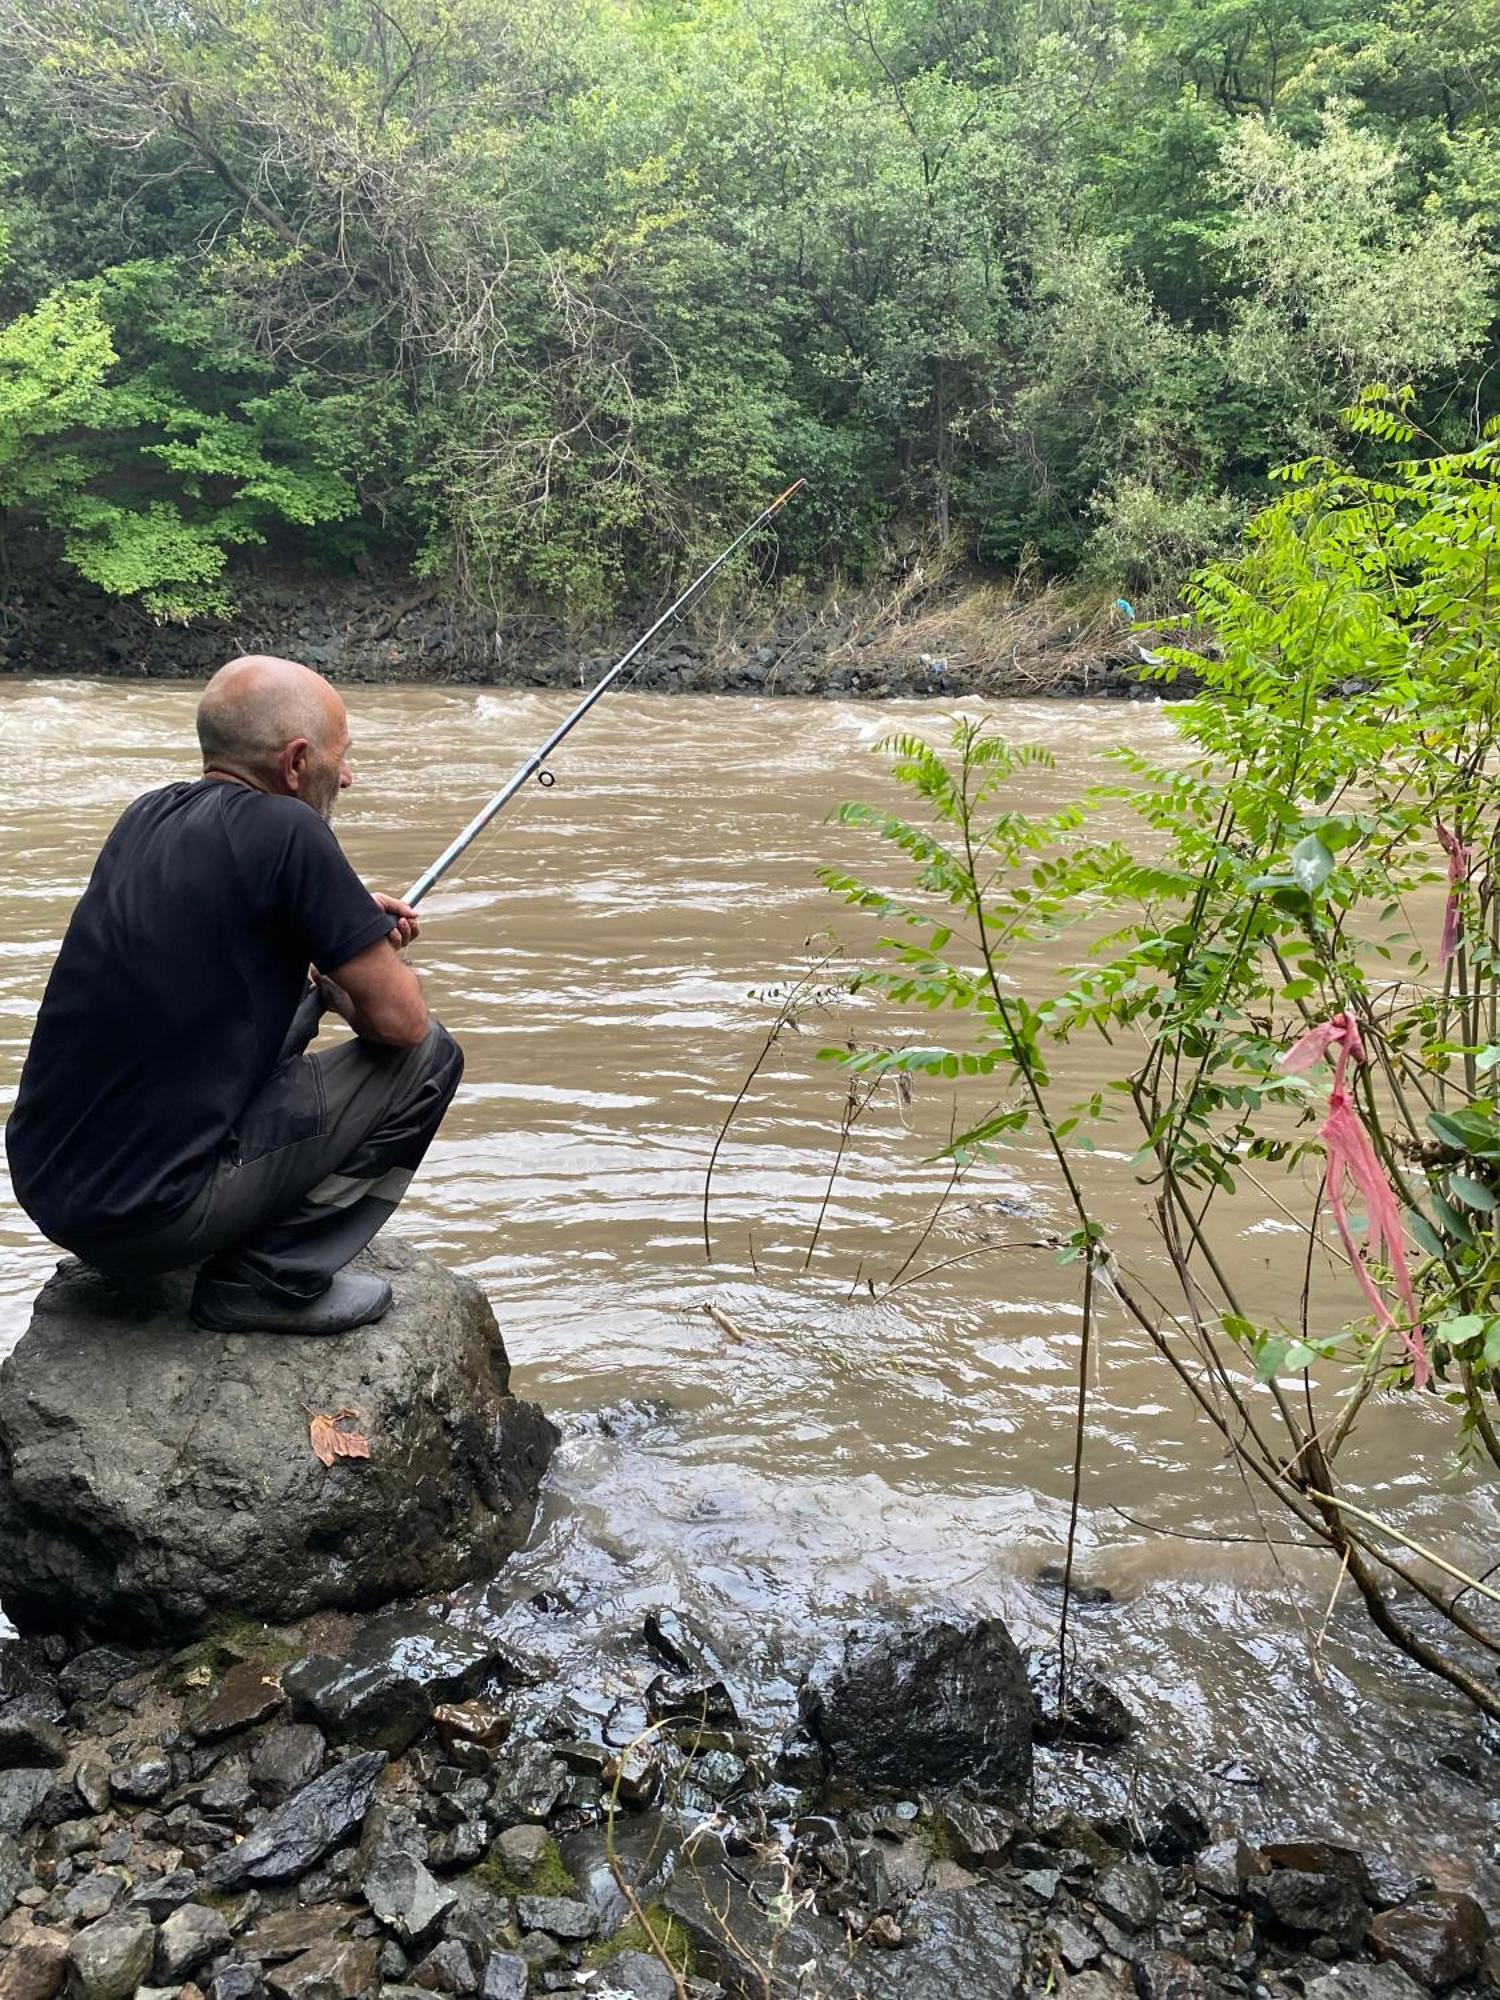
left=307, top=1407, right=371, bottom=1467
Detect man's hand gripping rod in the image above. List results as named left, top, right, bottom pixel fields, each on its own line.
left=403, top=480, right=805, bottom=907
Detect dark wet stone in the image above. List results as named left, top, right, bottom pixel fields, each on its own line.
left=110, top=1754, right=172, bottom=1803
left=264, top=1937, right=380, bottom=1999
left=209, top=1750, right=386, bottom=1886
left=603, top=1951, right=678, bottom=2000
left=1055, top=1915, right=1103, bottom=1971
left=250, top=1723, right=325, bottom=1799
left=285, top=1616, right=508, bottom=1755
left=1133, top=1949, right=1213, bottom=2000
left=643, top=1607, right=716, bottom=1677
left=0, top=1766, right=53, bottom=1833
left=860, top=1885, right=1026, bottom=1998
left=442, top=1879, right=514, bottom=1956
left=58, top=1650, right=137, bottom=1704
left=207, top=1967, right=263, bottom=2000
left=155, top=1900, right=232, bottom=1980
left=1368, top=1894, right=1490, bottom=1989
left=603, top=1740, right=662, bottom=1808
left=1194, top=1840, right=1259, bottom=1903
left=186, top=1660, right=287, bottom=1742
left=0, top=1245, right=556, bottom=1639
left=516, top=1893, right=596, bottom=1939
left=67, top=1911, right=156, bottom=2000
left=1044, top=1675, right=1136, bottom=1748
left=1304, top=1967, right=1428, bottom=2000
left=428, top=1821, right=490, bottom=1874
left=410, top=1936, right=480, bottom=1993
left=0, top=1827, right=34, bottom=1917
left=479, top=1955, right=528, bottom=2000
left=1265, top=1870, right=1368, bottom=1952
left=1147, top=1797, right=1210, bottom=1865
left=645, top=1673, right=740, bottom=1730
left=1260, top=1840, right=1374, bottom=1899
left=1034, top=1561, right=1115, bottom=1605
left=489, top=1741, right=566, bottom=1823
left=364, top=1851, right=457, bottom=1945
left=130, top=1870, right=201, bottom=1920
left=61, top=1872, right=124, bottom=1924
left=434, top=1700, right=512, bottom=1756
left=802, top=1619, right=1032, bottom=1803
left=199, top=1753, right=256, bottom=1820
left=557, top=1816, right=679, bottom=1937
left=931, top=1800, right=1011, bottom=1869
left=0, top=1715, right=67, bottom=1769
left=1094, top=1861, right=1163, bottom=1933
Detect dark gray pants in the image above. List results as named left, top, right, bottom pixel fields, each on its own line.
left=78, top=1008, right=464, bottom=1304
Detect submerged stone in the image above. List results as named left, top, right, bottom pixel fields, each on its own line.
left=801, top=1618, right=1032, bottom=1803
left=0, top=1239, right=557, bottom=1639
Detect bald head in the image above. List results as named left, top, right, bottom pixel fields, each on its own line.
left=197, top=655, right=351, bottom=818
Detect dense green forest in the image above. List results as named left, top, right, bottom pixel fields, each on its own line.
left=0, top=0, right=1497, bottom=620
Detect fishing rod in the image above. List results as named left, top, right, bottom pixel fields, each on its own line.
left=403, top=479, right=806, bottom=907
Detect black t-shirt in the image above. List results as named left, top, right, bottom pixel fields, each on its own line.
left=6, top=778, right=395, bottom=1242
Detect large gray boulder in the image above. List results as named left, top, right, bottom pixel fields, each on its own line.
left=0, top=1237, right=556, bottom=1638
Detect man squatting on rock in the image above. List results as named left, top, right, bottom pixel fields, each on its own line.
left=4, top=655, right=464, bottom=1336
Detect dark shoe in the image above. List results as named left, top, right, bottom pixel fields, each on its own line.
left=190, top=1268, right=393, bottom=1336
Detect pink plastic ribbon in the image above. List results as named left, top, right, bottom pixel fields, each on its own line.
left=1281, top=1012, right=1430, bottom=1388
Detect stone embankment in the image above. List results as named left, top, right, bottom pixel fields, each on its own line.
left=0, top=562, right=1154, bottom=701
left=0, top=1243, right=1491, bottom=2000
left=0, top=1601, right=1494, bottom=2000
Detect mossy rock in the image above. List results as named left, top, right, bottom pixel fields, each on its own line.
left=584, top=1907, right=695, bottom=1977
left=475, top=1834, right=578, bottom=1901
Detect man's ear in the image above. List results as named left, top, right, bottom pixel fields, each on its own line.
left=281, top=738, right=312, bottom=795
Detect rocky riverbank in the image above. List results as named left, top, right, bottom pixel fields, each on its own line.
left=0, top=559, right=1159, bottom=700
left=0, top=1598, right=1494, bottom=2000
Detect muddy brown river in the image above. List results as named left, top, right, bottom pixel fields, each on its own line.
left=1, top=679, right=1496, bottom=1886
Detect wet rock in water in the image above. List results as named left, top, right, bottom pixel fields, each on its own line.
left=1094, top=1861, right=1163, bottom=1933
left=1049, top=1675, right=1136, bottom=1748
left=1264, top=1869, right=1368, bottom=1952
left=801, top=1619, right=1032, bottom=1802
left=67, top=1911, right=156, bottom=2000
left=0, top=1241, right=557, bottom=1638
left=1034, top=1561, right=1115, bottom=1606
left=185, top=1660, right=288, bottom=1742
left=859, top=1885, right=1027, bottom=1998
left=1194, top=1840, right=1260, bottom=1904
left=284, top=1615, right=507, bottom=1754
left=1260, top=1839, right=1374, bottom=1899
left=1368, top=1894, right=1490, bottom=1989
left=364, top=1851, right=457, bottom=1946
left=0, top=1767, right=53, bottom=1834
left=155, top=1902, right=233, bottom=1981
left=602, top=1740, right=662, bottom=1808
left=250, top=1722, right=326, bottom=1800
left=264, top=1937, right=380, bottom=1999
left=0, top=1716, right=66, bottom=1769
left=209, top=1750, right=386, bottom=1886
left=1146, top=1796, right=1210, bottom=1865
left=479, top=1954, right=528, bottom=2000
left=1304, top=1966, right=1428, bottom=2000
